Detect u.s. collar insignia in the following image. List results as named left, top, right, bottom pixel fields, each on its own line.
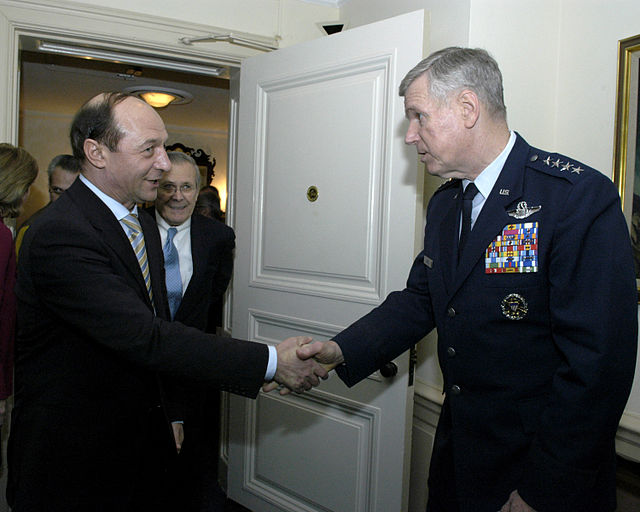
left=501, top=293, right=528, bottom=320
left=507, top=201, right=541, bottom=219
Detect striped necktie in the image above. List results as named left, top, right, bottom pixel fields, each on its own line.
left=163, top=227, right=183, bottom=319
left=121, top=213, right=154, bottom=306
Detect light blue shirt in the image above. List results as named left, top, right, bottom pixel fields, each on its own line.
left=462, top=131, right=517, bottom=229
left=78, top=175, right=278, bottom=381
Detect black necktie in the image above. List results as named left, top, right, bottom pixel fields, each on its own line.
left=458, top=182, right=479, bottom=261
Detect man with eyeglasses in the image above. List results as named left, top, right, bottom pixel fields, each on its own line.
left=47, top=154, right=81, bottom=201
left=15, top=154, right=80, bottom=255
left=148, top=150, right=235, bottom=511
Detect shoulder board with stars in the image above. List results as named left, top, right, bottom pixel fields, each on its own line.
left=526, top=150, right=593, bottom=182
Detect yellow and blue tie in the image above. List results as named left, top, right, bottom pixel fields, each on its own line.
left=121, top=213, right=154, bottom=306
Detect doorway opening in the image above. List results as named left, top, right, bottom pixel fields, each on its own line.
left=17, top=35, right=235, bottom=227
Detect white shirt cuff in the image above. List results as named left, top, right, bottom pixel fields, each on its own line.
left=264, top=345, right=277, bottom=381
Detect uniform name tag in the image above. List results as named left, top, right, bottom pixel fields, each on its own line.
left=423, top=255, right=433, bottom=268
left=485, top=222, right=538, bottom=273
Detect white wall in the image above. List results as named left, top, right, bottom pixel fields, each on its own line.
left=468, top=0, right=640, bottom=175
left=341, top=0, right=471, bottom=55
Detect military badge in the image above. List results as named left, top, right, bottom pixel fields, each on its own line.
left=501, top=293, right=528, bottom=320
left=506, top=201, right=541, bottom=219
left=486, top=222, right=538, bottom=273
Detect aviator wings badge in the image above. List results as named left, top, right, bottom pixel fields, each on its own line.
left=507, top=201, right=541, bottom=219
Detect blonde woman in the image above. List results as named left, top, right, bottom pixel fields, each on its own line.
left=0, top=144, right=38, bottom=426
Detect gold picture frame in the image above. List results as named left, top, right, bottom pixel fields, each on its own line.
left=612, top=34, right=640, bottom=300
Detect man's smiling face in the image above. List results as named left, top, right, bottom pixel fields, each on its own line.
left=155, top=159, right=198, bottom=226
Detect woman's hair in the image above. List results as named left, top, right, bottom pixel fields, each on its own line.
left=0, top=143, right=39, bottom=218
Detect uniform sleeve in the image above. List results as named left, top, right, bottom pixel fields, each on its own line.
left=334, top=248, right=436, bottom=386
left=518, top=174, right=638, bottom=510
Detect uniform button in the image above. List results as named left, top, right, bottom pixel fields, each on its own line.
left=447, top=346, right=456, bottom=357
left=447, top=307, right=456, bottom=317
left=450, top=385, right=461, bottom=395
left=530, top=154, right=539, bottom=162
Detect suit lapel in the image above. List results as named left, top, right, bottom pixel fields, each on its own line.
left=138, top=209, right=169, bottom=319
left=179, top=215, right=205, bottom=312
left=451, top=135, right=529, bottom=295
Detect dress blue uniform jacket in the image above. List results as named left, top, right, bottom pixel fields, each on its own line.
left=333, top=133, right=638, bottom=511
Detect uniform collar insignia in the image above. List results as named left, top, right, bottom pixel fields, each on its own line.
left=507, top=201, right=541, bottom=219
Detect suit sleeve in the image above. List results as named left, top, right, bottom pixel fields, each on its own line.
left=518, top=173, right=638, bottom=510
left=23, top=216, right=268, bottom=398
left=333, top=241, right=436, bottom=386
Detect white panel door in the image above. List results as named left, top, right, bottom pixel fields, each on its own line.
left=228, top=11, right=425, bottom=512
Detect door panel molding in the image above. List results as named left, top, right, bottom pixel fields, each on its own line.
left=240, top=391, right=380, bottom=512
left=249, top=54, right=396, bottom=304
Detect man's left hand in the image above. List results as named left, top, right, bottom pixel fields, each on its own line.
left=171, top=422, right=184, bottom=454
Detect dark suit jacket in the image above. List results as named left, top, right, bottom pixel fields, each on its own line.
left=7, top=179, right=267, bottom=510
left=146, top=208, right=235, bottom=332
left=333, top=133, right=638, bottom=512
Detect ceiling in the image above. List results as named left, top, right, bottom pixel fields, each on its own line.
left=19, top=46, right=231, bottom=132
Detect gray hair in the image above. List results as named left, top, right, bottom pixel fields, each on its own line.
left=167, top=151, right=201, bottom=189
left=399, top=47, right=506, bottom=120
left=46, top=154, right=81, bottom=180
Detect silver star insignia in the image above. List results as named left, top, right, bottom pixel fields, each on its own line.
left=552, top=158, right=562, bottom=168
left=543, top=156, right=552, bottom=166
left=561, top=162, right=572, bottom=172
left=571, top=166, right=584, bottom=174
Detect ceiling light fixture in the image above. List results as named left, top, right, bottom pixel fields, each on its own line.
left=123, top=86, right=193, bottom=108
left=37, top=41, right=224, bottom=77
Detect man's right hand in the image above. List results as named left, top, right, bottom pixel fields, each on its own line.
left=268, top=336, right=329, bottom=395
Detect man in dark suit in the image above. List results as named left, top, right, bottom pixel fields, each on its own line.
left=294, top=47, right=638, bottom=511
left=148, top=151, right=235, bottom=510
left=7, top=92, right=327, bottom=511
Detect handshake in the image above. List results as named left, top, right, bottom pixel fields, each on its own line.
left=263, top=336, right=344, bottom=395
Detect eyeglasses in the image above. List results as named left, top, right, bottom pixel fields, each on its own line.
left=159, top=183, right=195, bottom=194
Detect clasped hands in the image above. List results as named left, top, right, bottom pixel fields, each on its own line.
left=263, top=336, right=343, bottom=395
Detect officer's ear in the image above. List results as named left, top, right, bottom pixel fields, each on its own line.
left=84, top=139, right=107, bottom=169
left=457, top=89, right=480, bottom=129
